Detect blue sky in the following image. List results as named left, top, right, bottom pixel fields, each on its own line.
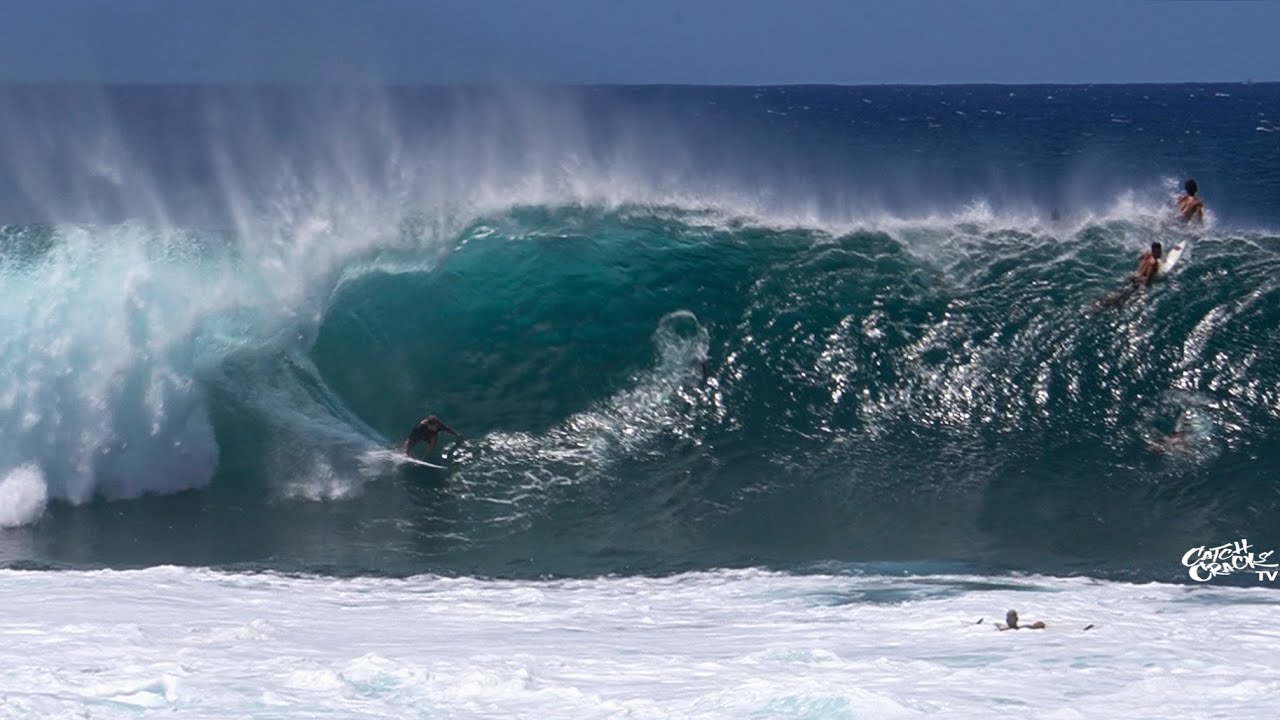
left=1, top=0, right=1276, bottom=84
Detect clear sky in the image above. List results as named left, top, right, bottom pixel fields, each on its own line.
left=1, top=0, right=1276, bottom=85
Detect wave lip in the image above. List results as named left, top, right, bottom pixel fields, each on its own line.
left=0, top=226, right=223, bottom=515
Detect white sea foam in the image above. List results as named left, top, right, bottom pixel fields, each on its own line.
left=0, top=567, right=1276, bottom=718
left=0, top=465, right=46, bottom=527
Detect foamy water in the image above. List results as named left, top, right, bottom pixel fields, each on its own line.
left=1, top=568, right=1276, bottom=719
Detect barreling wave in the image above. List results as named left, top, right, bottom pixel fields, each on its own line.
left=2, top=199, right=1278, bottom=579
left=2, top=84, right=1279, bottom=578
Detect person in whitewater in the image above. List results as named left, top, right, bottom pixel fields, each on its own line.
left=1175, top=178, right=1205, bottom=225
left=978, top=609, right=1092, bottom=630
left=995, top=609, right=1046, bottom=631
left=404, top=415, right=463, bottom=458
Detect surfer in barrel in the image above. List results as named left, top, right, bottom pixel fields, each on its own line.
left=1175, top=178, right=1205, bottom=225
left=404, top=415, right=463, bottom=458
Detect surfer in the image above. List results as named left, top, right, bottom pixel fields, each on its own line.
left=404, top=415, right=463, bottom=458
left=1132, top=241, right=1163, bottom=287
left=1175, top=179, right=1204, bottom=225
left=995, top=609, right=1045, bottom=631
left=1098, top=242, right=1163, bottom=307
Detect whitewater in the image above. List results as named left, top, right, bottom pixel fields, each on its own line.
left=3, top=568, right=1279, bottom=719
left=1, top=83, right=1279, bottom=717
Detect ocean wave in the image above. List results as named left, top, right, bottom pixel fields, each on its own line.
left=1, top=83, right=1278, bottom=575
left=0, top=201, right=1276, bottom=579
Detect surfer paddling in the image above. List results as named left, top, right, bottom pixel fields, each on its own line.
left=404, top=415, right=463, bottom=458
left=1098, top=241, right=1163, bottom=307
left=1132, top=242, right=1163, bottom=288
left=1096, top=179, right=1202, bottom=309
left=1175, top=179, right=1205, bottom=225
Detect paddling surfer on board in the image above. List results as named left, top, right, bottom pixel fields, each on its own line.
left=1131, top=241, right=1163, bottom=288
left=1099, top=241, right=1163, bottom=307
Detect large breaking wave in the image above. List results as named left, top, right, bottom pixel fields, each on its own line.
left=0, top=85, right=1277, bottom=577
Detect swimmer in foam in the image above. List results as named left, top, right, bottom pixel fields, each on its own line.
left=404, top=415, right=463, bottom=458
left=978, top=609, right=1092, bottom=631
left=995, top=609, right=1045, bottom=631
left=1175, top=178, right=1205, bottom=225
left=1132, top=241, right=1163, bottom=288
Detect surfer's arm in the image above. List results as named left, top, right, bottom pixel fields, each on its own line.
left=440, top=423, right=463, bottom=439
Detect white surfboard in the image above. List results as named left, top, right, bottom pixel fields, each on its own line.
left=358, top=448, right=449, bottom=470
left=1157, top=241, right=1186, bottom=277
left=401, top=456, right=448, bottom=470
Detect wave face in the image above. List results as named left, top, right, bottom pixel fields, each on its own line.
left=0, top=84, right=1278, bottom=579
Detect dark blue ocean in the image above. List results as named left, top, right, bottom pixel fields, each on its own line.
left=1, top=84, right=1277, bottom=582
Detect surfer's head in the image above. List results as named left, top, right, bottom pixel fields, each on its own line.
left=1184, top=179, right=1198, bottom=196
left=1005, top=610, right=1019, bottom=628
left=1151, top=242, right=1163, bottom=259
left=425, top=415, right=441, bottom=429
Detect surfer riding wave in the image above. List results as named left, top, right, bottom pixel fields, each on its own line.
left=404, top=415, right=463, bottom=459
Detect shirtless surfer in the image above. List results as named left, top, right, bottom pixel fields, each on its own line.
left=1098, top=241, right=1163, bottom=307
left=1175, top=179, right=1205, bottom=225
left=1132, top=242, right=1163, bottom=287
left=404, top=415, right=462, bottom=458
left=995, top=609, right=1045, bottom=631
left=977, top=609, right=1092, bottom=630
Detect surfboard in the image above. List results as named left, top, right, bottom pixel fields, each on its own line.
left=357, top=448, right=449, bottom=470
left=401, top=456, right=448, bottom=470
left=1157, top=241, right=1186, bottom=277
